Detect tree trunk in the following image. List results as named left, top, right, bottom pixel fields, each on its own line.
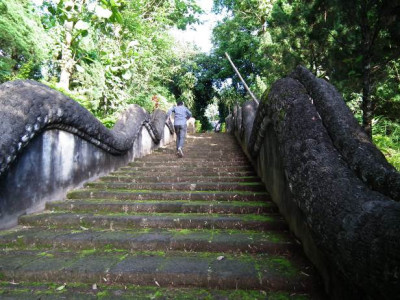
left=59, top=21, right=75, bottom=91
left=361, top=54, right=373, bottom=138
left=360, top=3, right=374, bottom=139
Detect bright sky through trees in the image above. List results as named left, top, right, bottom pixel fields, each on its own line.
left=171, top=0, right=222, bottom=52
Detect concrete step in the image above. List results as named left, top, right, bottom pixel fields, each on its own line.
left=0, top=133, right=324, bottom=298
left=111, top=170, right=257, bottom=177
left=128, top=161, right=251, bottom=167
left=0, top=227, right=296, bottom=254
left=19, top=212, right=287, bottom=231
left=0, top=249, right=315, bottom=292
left=46, top=199, right=277, bottom=214
left=67, top=189, right=270, bottom=202
left=149, top=149, right=247, bottom=158
left=150, top=154, right=249, bottom=160
left=137, top=157, right=250, bottom=163
left=118, top=166, right=254, bottom=173
left=85, top=181, right=265, bottom=192
left=98, top=175, right=260, bottom=183
left=0, top=282, right=314, bottom=299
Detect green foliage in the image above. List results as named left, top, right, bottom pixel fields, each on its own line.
left=374, top=59, right=400, bottom=122
left=9, top=0, right=204, bottom=124
left=212, top=0, right=400, bottom=140
left=0, top=0, right=50, bottom=83
left=195, top=120, right=202, bottom=133
left=372, top=117, right=400, bottom=171
left=5, top=60, right=36, bottom=81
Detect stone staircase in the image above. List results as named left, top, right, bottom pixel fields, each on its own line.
left=0, top=133, right=324, bottom=299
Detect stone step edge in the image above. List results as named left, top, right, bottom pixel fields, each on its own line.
left=84, top=182, right=265, bottom=192
left=67, top=189, right=271, bottom=202
left=0, top=227, right=296, bottom=254
left=98, top=177, right=261, bottom=184
left=68, top=189, right=269, bottom=196
left=46, top=199, right=277, bottom=214
left=18, top=212, right=287, bottom=231
left=0, top=283, right=308, bottom=300
left=66, top=190, right=270, bottom=202
left=0, top=249, right=314, bottom=292
left=110, top=171, right=257, bottom=177
left=114, top=170, right=256, bottom=176
left=99, top=175, right=260, bottom=181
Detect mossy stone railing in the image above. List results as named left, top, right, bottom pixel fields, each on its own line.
left=227, top=66, right=400, bottom=299
left=0, top=80, right=174, bottom=229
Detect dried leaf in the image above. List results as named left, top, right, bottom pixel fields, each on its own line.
left=56, top=283, right=66, bottom=291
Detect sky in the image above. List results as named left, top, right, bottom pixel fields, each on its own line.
left=170, top=0, right=223, bottom=53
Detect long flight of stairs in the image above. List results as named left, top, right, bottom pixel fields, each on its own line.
left=0, top=133, right=324, bottom=299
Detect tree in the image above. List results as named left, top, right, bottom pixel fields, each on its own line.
left=34, top=0, right=203, bottom=119
left=0, top=0, right=50, bottom=82
left=309, top=0, right=400, bottom=136
left=41, top=0, right=123, bottom=90
left=212, top=0, right=400, bottom=136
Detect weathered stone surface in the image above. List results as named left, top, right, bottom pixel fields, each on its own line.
left=0, top=249, right=315, bottom=291
left=234, top=67, right=400, bottom=299
left=241, top=100, right=258, bottom=146
left=46, top=199, right=274, bottom=214
left=85, top=181, right=264, bottom=192
left=0, top=227, right=294, bottom=254
left=0, top=80, right=173, bottom=228
left=0, top=80, right=144, bottom=175
left=0, top=283, right=309, bottom=300
left=99, top=175, right=259, bottom=183
left=290, top=66, right=400, bottom=201
left=19, top=212, right=286, bottom=231
left=0, top=133, right=323, bottom=297
left=146, top=108, right=171, bottom=142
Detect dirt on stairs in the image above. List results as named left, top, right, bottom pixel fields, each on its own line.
left=0, top=133, right=325, bottom=299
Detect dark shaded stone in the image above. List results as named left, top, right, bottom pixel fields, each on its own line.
left=233, top=66, right=400, bottom=299
left=290, top=66, right=400, bottom=202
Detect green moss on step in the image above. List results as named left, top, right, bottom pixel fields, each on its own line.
left=37, top=252, right=54, bottom=258
left=238, top=182, right=263, bottom=186
left=241, top=214, right=274, bottom=222
left=80, top=249, right=97, bottom=256
left=97, top=290, right=110, bottom=298
left=69, top=188, right=268, bottom=196
left=268, top=257, right=299, bottom=277
left=0, top=282, right=312, bottom=299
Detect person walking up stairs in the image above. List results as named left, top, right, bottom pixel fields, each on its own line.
left=0, top=133, right=325, bottom=299
left=167, top=101, right=192, bottom=158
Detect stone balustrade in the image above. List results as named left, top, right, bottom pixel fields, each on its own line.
left=227, top=66, right=400, bottom=299
left=0, top=80, right=174, bottom=229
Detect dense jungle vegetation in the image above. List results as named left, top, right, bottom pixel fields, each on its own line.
left=0, top=0, right=399, bottom=169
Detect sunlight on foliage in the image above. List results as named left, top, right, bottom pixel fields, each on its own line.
left=373, top=117, right=400, bottom=171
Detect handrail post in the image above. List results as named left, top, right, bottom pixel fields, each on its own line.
left=225, top=52, right=259, bottom=105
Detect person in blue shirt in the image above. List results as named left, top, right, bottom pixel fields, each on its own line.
left=167, top=101, right=192, bottom=158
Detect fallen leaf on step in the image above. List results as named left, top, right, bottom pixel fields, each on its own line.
left=56, top=283, right=66, bottom=291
